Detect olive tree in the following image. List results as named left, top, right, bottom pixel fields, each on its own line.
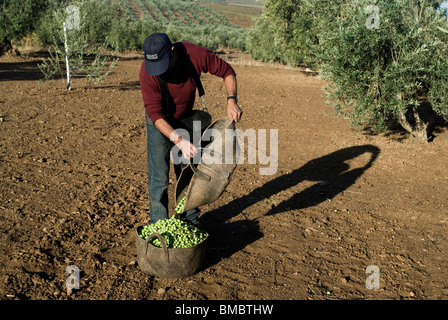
left=304, top=0, right=448, bottom=141
left=0, top=0, right=51, bottom=55
left=247, top=0, right=316, bottom=66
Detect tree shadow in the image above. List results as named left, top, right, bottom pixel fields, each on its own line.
left=0, top=60, right=45, bottom=81
left=0, top=51, right=123, bottom=84
left=362, top=101, right=448, bottom=143
left=94, top=81, right=140, bottom=91
left=201, top=145, right=380, bottom=268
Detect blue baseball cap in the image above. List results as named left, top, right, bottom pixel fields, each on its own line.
left=143, top=33, right=173, bottom=76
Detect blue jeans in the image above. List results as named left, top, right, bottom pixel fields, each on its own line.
left=145, top=113, right=200, bottom=225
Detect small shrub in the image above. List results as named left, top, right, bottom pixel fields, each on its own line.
left=37, top=0, right=121, bottom=86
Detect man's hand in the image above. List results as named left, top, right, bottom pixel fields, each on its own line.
left=155, top=118, right=197, bottom=159
left=175, top=137, right=198, bottom=159
left=224, top=74, right=242, bottom=123
left=227, top=99, right=243, bottom=123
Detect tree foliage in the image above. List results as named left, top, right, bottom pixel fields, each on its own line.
left=247, top=0, right=316, bottom=66
left=0, top=0, right=51, bottom=55
left=3, top=0, right=248, bottom=56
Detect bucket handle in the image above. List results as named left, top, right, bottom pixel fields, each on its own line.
left=189, top=148, right=211, bottom=181
left=145, top=232, right=169, bottom=262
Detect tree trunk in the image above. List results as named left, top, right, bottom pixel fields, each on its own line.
left=399, top=105, right=429, bottom=143
left=0, top=37, right=13, bottom=57
left=0, top=37, right=21, bottom=57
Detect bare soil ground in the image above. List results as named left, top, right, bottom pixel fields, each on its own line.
left=1, top=49, right=448, bottom=301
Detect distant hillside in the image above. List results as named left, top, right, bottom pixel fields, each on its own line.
left=121, top=0, right=234, bottom=27
left=199, top=0, right=262, bottom=27
left=200, top=0, right=262, bottom=8
left=114, top=0, right=250, bottom=51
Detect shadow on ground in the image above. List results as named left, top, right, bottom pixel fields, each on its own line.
left=0, top=60, right=45, bottom=81
left=202, top=144, right=381, bottom=268
left=362, top=102, right=448, bottom=143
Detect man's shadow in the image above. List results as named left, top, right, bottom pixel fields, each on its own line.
left=201, top=145, right=380, bottom=268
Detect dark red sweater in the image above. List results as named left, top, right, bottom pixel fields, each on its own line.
left=139, top=41, right=236, bottom=124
